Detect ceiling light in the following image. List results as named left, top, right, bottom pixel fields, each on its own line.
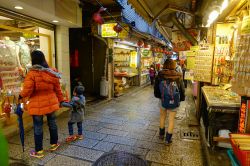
left=14, top=6, right=23, bottom=10
left=221, top=0, right=228, bottom=13
left=52, top=20, right=59, bottom=23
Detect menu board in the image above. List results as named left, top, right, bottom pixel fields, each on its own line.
left=194, top=44, right=214, bottom=82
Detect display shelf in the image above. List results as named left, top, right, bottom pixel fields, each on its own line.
left=115, top=66, right=130, bottom=67
left=141, top=73, right=149, bottom=76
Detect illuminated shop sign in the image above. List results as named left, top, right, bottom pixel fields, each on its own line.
left=101, top=23, right=118, bottom=38
left=238, top=97, right=250, bottom=133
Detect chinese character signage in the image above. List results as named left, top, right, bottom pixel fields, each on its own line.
left=238, top=97, right=250, bottom=133
left=101, top=23, right=118, bottom=38
left=130, top=51, right=137, bottom=68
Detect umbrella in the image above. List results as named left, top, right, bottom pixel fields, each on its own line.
left=15, top=103, right=24, bottom=152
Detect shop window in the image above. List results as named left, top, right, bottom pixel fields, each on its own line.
left=0, top=15, right=53, bottom=119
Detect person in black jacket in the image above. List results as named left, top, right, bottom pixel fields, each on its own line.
left=154, top=59, right=185, bottom=144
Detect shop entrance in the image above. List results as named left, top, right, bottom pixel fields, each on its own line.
left=69, top=28, right=106, bottom=102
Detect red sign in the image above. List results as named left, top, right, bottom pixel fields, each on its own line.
left=238, top=97, right=250, bottom=133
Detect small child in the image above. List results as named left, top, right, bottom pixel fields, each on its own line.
left=63, top=85, right=86, bottom=142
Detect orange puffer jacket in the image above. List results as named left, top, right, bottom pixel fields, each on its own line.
left=20, top=65, right=64, bottom=115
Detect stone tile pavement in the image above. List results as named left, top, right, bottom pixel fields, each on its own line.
left=8, top=86, right=204, bottom=166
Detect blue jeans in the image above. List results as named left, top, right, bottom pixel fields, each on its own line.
left=33, top=112, right=58, bottom=152
left=68, top=122, right=82, bottom=135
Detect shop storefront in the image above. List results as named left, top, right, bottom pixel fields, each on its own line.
left=176, top=0, right=250, bottom=164
left=0, top=0, right=82, bottom=137
left=113, top=41, right=139, bottom=97
left=139, top=48, right=153, bottom=85
left=0, top=14, right=56, bottom=134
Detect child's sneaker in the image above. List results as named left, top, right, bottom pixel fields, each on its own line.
left=65, top=135, right=77, bottom=143
left=30, top=150, right=44, bottom=158
left=76, top=135, right=84, bottom=140
left=49, top=143, right=60, bottom=151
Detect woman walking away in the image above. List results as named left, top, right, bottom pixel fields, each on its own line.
left=154, top=59, right=185, bottom=145
left=19, top=50, right=64, bottom=158
left=149, top=65, right=156, bottom=85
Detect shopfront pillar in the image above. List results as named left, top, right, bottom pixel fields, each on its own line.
left=56, top=26, right=71, bottom=98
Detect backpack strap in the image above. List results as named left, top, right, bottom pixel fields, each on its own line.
left=161, top=80, right=166, bottom=102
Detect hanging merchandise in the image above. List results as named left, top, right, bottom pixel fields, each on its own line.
left=137, top=40, right=144, bottom=47
left=232, top=29, right=250, bottom=96
left=2, top=96, right=11, bottom=118
left=92, top=7, right=106, bottom=24
left=113, top=24, right=123, bottom=33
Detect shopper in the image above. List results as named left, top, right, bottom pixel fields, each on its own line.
left=154, top=59, right=185, bottom=145
left=180, top=60, right=187, bottom=88
left=63, top=85, right=86, bottom=142
left=19, top=50, right=64, bottom=158
left=149, top=65, right=156, bottom=85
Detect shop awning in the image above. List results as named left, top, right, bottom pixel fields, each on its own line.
left=126, top=0, right=196, bottom=41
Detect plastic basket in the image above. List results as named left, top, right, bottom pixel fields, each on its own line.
left=230, top=134, right=250, bottom=166
left=227, top=149, right=240, bottom=166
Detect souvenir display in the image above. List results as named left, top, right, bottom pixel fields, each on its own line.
left=194, top=45, right=214, bottom=82
left=113, top=48, right=138, bottom=96
left=212, top=44, right=234, bottom=85
left=0, top=36, right=39, bottom=119
left=16, top=37, right=31, bottom=69
left=232, top=34, right=250, bottom=96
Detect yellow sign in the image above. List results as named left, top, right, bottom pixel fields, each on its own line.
left=190, top=46, right=199, bottom=51
left=241, top=16, right=250, bottom=34
left=187, top=56, right=195, bottom=69
left=101, top=23, right=117, bottom=38
left=130, top=51, right=137, bottom=68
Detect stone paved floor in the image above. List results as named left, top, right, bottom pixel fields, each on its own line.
left=8, top=86, right=204, bottom=166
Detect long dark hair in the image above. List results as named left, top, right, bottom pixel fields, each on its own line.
left=31, top=50, right=49, bottom=68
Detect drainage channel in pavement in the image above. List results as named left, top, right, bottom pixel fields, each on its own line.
left=180, top=129, right=200, bottom=140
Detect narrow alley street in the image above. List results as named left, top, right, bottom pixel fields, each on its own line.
left=9, top=86, right=204, bottom=166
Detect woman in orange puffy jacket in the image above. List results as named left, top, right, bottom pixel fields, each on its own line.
left=19, top=50, right=64, bottom=158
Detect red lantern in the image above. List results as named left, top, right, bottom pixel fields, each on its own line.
left=144, top=43, right=149, bottom=48
left=113, top=24, right=123, bottom=33
left=92, top=7, right=106, bottom=24
left=137, top=40, right=144, bottom=47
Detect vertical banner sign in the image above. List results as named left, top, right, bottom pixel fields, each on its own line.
left=130, top=51, right=137, bottom=68
left=238, top=96, right=250, bottom=133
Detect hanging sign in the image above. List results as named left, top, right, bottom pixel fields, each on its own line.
left=241, top=16, right=250, bottom=35
left=141, top=49, right=152, bottom=57
left=101, top=23, right=118, bottom=38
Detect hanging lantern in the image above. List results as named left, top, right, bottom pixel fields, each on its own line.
left=144, top=43, right=149, bottom=48
left=113, top=24, right=123, bottom=33
left=92, top=7, right=106, bottom=24
left=137, top=40, right=144, bottom=47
